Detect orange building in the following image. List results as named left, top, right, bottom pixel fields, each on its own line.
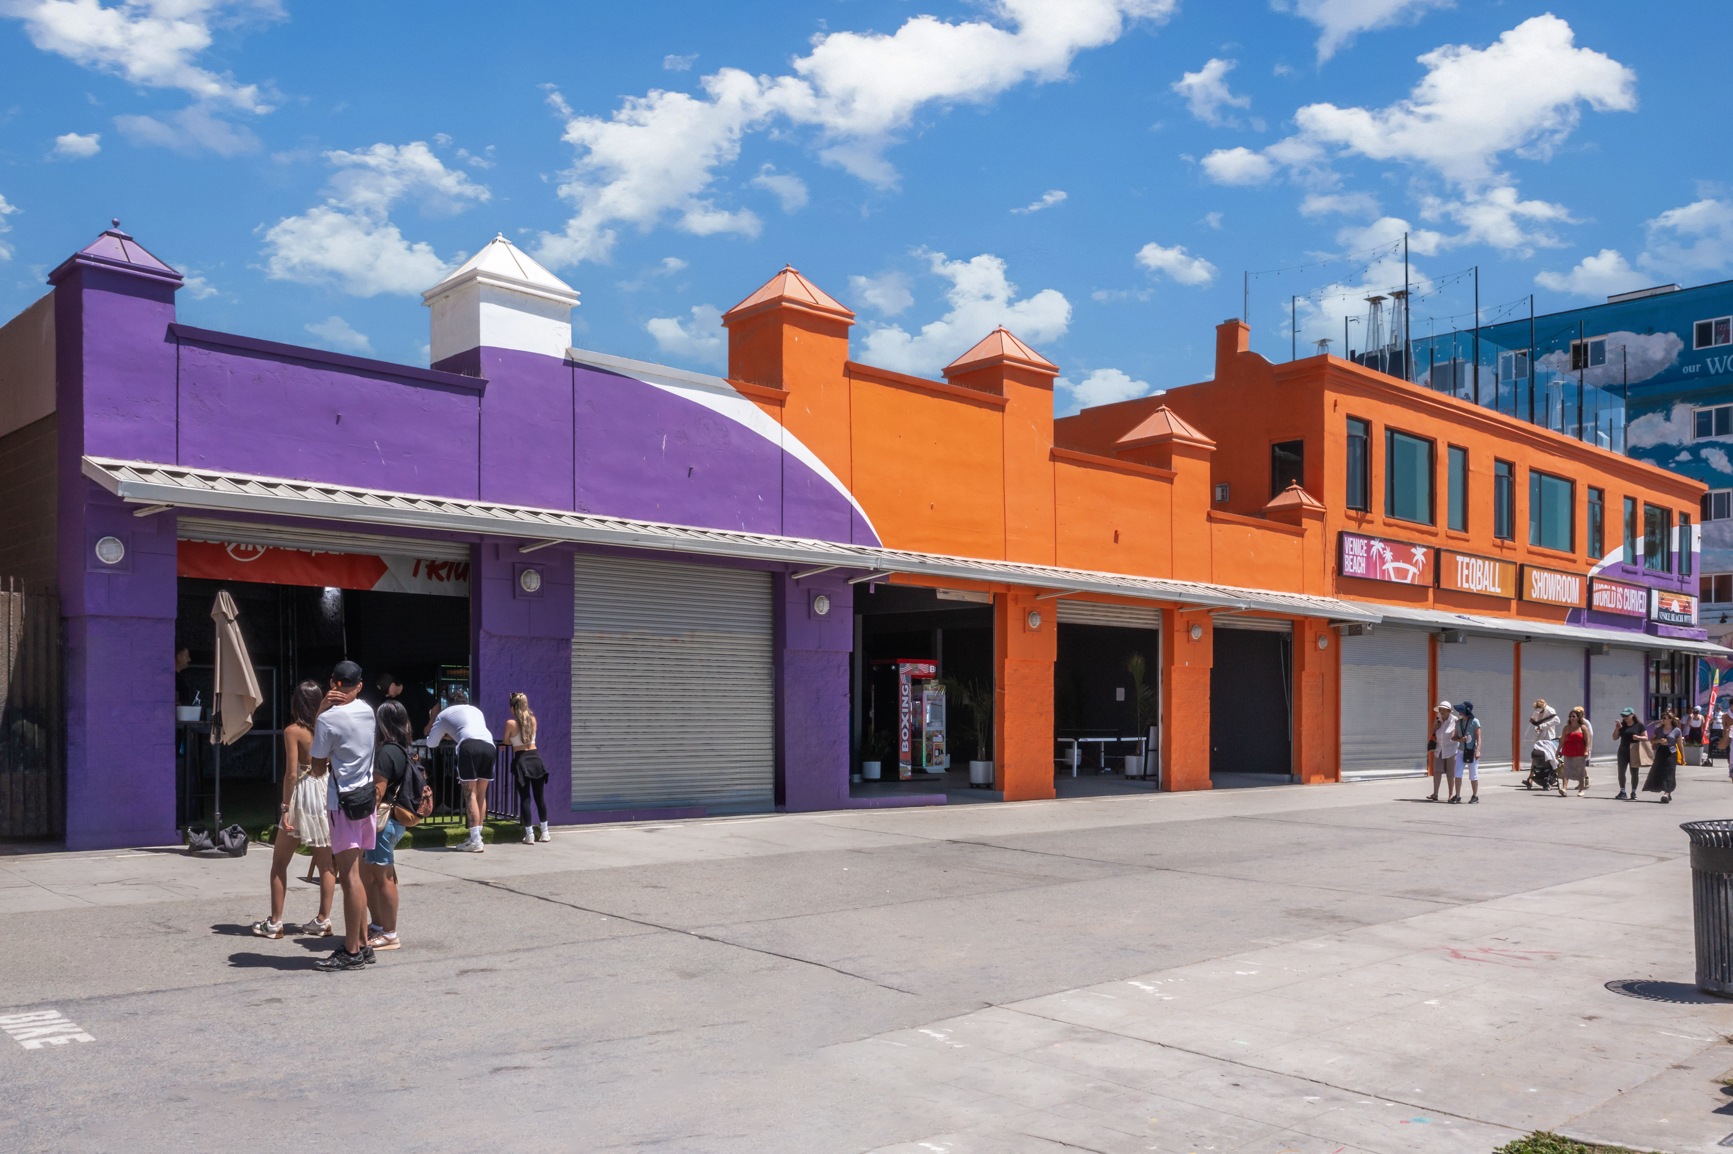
left=726, top=272, right=1723, bottom=797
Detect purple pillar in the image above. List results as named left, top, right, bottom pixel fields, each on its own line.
left=773, top=572, right=854, bottom=811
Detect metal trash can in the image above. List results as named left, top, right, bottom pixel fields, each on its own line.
left=1682, top=820, right=1733, bottom=996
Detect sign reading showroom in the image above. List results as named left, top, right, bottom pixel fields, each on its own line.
left=1590, top=578, right=1648, bottom=617
left=1340, top=532, right=1434, bottom=586
left=1520, top=565, right=1585, bottom=607
left=1439, top=551, right=1516, bottom=598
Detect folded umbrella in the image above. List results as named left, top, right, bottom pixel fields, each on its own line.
left=208, top=591, right=262, bottom=828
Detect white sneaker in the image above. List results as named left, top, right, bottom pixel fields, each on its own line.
left=521, top=828, right=536, bottom=845
left=459, top=835, right=485, bottom=853
left=536, top=824, right=551, bottom=843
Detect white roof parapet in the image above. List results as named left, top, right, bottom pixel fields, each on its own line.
left=421, top=234, right=579, bottom=309
left=81, top=456, right=1380, bottom=623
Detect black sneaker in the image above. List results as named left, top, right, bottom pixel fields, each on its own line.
left=362, top=944, right=377, bottom=965
left=1468, top=796, right=1479, bottom=804
left=314, top=948, right=367, bottom=972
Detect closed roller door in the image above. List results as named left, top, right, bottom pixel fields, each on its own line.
left=1057, top=600, right=1161, bottom=631
left=1210, top=614, right=1293, bottom=634
left=572, top=555, right=774, bottom=814
left=1340, top=627, right=1430, bottom=778
left=1437, top=636, right=1514, bottom=769
left=1521, top=642, right=1586, bottom=747
left=1590, top=647, right=1646, bottom=762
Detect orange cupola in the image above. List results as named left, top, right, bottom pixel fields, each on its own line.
left=721, top=265, right=855, bottom=327
left=942, top=326, right=1059, bottom=380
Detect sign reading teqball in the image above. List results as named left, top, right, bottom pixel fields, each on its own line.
left=1438, top=550, right=1516, bottom=599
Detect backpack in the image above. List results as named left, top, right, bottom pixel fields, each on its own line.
left=383, top=744, right=431, bottom=828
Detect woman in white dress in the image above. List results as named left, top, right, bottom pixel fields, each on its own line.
left=253, top=681, right=337, bottom=938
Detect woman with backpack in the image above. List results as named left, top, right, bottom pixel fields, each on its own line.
left=503, top=691, right=551, bottom=844
left=253, top=681, right=336, bottom=939
left=1449, top=701, right=1483, bottom=805
left=361, top=700, right=431, bottom=952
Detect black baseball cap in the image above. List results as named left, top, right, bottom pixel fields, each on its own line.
left=332, top=660, right=363, bottom=686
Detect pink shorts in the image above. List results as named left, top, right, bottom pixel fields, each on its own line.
left=328, top=809, right=378, bottom=855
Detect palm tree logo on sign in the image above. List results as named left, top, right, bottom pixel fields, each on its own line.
left=1369, top=540, right=1428, bottom=584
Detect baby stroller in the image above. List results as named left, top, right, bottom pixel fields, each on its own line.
left=1525, top=738, right=1560, bottom=790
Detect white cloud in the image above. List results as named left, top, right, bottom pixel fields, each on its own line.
left=1626, top=401, right=1693, bottom=450
left=1535, top=248, right=1644, bottom=298
left=50, top=130, right=99, bottom=158
left=849, top=270, right=914, bottom=317
left=663, top=53, right=697, bottom=71
left=2, top=0, right=281, bottom=111
left=1535, top=330, right=1681, bottom=389
left=1333, top=214, right=1444, bottom=256
left=1284, top=0, right=1454, bottom=64
left=0, top=192, right=18, bottom=260
left=303, top=315, right=373, bottom=355
left=1200, top=211, right=1223, bottom=229
left=1135, top=241, right=1216, bottom=286
left=1705, top=447, right=1733, bottom=475
left=1055, top=367, right=1152, bottom=415
left=114, top=104, right=258, bottom=155
left=1199, top=145, right=1275, bottom=185
left=260, top=141, right=490, bottom=297
left=616, top=254, right=690, bottom=291
left=748, top=164, right=808, bottom=213
left=1172, top=58, right=1251, bottom=128
left=1641, top=198, right=1733, bottom=278
left=1012, top=189, right=1067, bottom=214
left=537, top=0, right=1174, bottom=266
left=180, top=271, right=218, bottom=298
left=646, top=303, right=725, bottom=368
left=1299, top=190, right=1378, bottom=218
left=857, top=250, right=1070, bottom=378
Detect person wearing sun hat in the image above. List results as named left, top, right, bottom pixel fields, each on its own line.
left=1450, top=701, right=1483, bottom=804
left=1613, top=707, right=1645, bottom=800
left=1428, top=701, right=1458, bottom=802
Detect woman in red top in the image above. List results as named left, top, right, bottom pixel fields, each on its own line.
left=1559, top=707, right=1592, bottom=797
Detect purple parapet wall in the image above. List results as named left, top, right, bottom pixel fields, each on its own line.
left=438, top=346, right=575, bottom=511
left=471, top=542, right=574, bottom=822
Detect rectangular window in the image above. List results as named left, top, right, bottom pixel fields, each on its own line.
left=1693, top=405, right=1733, bottom=439
left=1271, top=439, right=1304, bottom=499
left=1447, top=445, right=1467, bottom=531
left=1497, top=351, right=1530, bottom=381
left=1696, top=317, right=1733, bottom=350
left=1385, top=429, right=1434, bottom=524
left=1345, top=419, right=1369, bottom=511
left=1588, top=487, right=1604, bottom=559
left=1570, top=337, right=1608, bottom=370
left=1706, top=490, right=1733, bottom=522
left=1529, top=470, right=1574, bottom=552
left=1705, top=574, right=1733, bottom=605
left=1493, top=460, right=1514, bottom=540
left=1624, top=496, right=1638, bottom=562
left=1682, top=512, right=1694, bottom=577
left=1644, top=503, right=1673, bottom=572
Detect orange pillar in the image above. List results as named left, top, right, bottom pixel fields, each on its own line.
left=1292, top=618, right=1335, bottom=783
left=1162, top=607, right=1213, bottom=791
left=994, top=590, right=1057, bottom=801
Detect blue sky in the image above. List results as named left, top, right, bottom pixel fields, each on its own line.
left=0, top=0, right=1727, bottom=414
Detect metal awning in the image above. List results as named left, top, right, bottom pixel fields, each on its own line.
left=84, top=456, right=1380, bottom=622
left=1359, top=600, right=1731, bottom=656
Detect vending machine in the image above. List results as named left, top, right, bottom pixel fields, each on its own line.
left=918, top=679, right=948, bottom=775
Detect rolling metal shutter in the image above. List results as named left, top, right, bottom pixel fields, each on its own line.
left=1057, top=601, right=1161, bottom=630
left=1211, top=614, right=1293, bottom=634
left=572, top=555, right=774, bottom=814
left=1590, top=647, right=1646, bottom=761
left=1521, top=642, right=1586, bottom=749
left=1340, top=627, right=1429, bottom=779
left=175, top=516, right=471, bottom=560
left=1437, top=636, right=1514, bottom=770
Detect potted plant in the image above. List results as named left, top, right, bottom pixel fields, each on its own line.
left=861, top=725, right=896, bottom=780
left=1125, top=653, right=1155, bottom=776
left=941, top=677, right=995, bottom=787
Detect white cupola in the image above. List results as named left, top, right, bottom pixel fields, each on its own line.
left=421, top=234, right=580, bottom=365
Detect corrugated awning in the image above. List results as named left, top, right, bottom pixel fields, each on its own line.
left=1360, top=600, right=1731, bottom=656
left=83, top=456, right=1380, bottom=622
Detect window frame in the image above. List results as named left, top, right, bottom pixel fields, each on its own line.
left=1270, top=438, right=1305, bottom=500
left=1528, top=469, right=1575, bottom=554
left=1384, top=428, right=1436, bottom=526
left=1643, top=503, right=1673, bottom=573
left=1446, top=444, right=1468, bottom=532
left=1695, top=316, right=1733, bottom=351
left=1493, top=459, right=1515, bottom=541
left=1570, top=336, right=1608, bottom=371
left=1624, top=496, right=1638, bottom=563
left=1682, top=511, right=1694, bottom=577
left=1345, top=417, right=1370, bottom=512
left=1693, top=404, right=1733, bottom=440
left=1705, top=573, right=1733, bottom=606
left=1706, top=489, right=1733, bottom=523
left=1587, top=487, right=1604, bottom=560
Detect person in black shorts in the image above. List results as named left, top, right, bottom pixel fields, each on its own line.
left=425, top=687, right=496, bottom=852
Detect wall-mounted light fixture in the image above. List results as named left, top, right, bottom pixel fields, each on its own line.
left=518, top=567, right=543, bottom=594
left=94, top=536, right=126, bottom=566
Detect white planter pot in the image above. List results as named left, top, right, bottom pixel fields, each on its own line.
left=1124, top=755, right=1144, bottom=776
left=969, top=760, right=994, bottom=786
left=1685, top=745, right=1705, bottom=766
left=861, top=760, right=882, bottom=781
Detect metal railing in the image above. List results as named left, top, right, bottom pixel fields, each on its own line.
left=415, top=742, right=521, bottom=825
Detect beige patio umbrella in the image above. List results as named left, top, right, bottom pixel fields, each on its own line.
left=209, top=591, right=262, bottom=824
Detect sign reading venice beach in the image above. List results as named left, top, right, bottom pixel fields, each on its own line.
left=1438, top=550, right=1516, bottom=598
left=1339, top=532, right=1435, bottom=586
left=1519, top=564, right=1585, bottom=607
left=1590, top=577, right=1648, bottom=617
left=1651, top=589, right=1699, bottom=627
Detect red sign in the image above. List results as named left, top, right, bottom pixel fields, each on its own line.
left=1590, top=577, right=1647, bottom=617
left=178, top=540, right=470, bottom=596
left=1520, top=565, right=1585, bottom=608
left=1651, top=590, right=1698, bottom=627
left=1439, top=550, right=1516, bottom=598
left=1339, top=532, right=1435, bottom=586
left=894, top=660, right=936, bottom=781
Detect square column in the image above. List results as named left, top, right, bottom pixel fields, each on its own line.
left=773, top=572, right=854, bottom=811
left=1162, top=608, right=1213, bottom=791
left=994, top=590, right=1056, bottom=802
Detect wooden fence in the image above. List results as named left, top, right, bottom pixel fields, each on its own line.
left=0, top=580, right=64, bottom=839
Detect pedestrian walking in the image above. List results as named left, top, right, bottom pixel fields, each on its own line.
left=503, top=692, right=551, bottom=845
left=1687, top=705, right=1706, bottom=748
left=252, top=681, right=335, bottom=939
left=1641, top=710, right=1683, bottom=804
left=1450, top=701, right=1483, bottom=804
left=1613, top=707, right=1646, bottom=800
left=1559, top=707, right=1593, bottom=797
left=1523, top=699, right=1562, bottom=789
left=311, top=660, right=379, bottom=972
left=1711, top=699, right=1729, bottom=766
left=361, top=700, right=429, bottom=953
left=1427, top=701, right=1458, bottom=801
left=426, top=687, right=495, bottom=853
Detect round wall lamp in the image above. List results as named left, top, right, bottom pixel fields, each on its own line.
left=518, top=567, right=542, bottom=594
left=812, top=593, right=832, bottom=617
left=1317, top=632, right=1330, bottom=650
left=1026, top=609, right=1042, bottom=631
left=94, top=536, right=126, bottom=566
left=1189, top=622, right=1203, bottom=641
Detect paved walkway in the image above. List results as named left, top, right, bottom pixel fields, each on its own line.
left=3, top=768, right=1732, bottom=1152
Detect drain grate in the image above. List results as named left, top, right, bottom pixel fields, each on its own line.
left=1605, top=978, right=1733, bottom=1005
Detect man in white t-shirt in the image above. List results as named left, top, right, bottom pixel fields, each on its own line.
left=311, top=660, right=378, bottom=972
left=426, top=687, right=495, bottom=852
